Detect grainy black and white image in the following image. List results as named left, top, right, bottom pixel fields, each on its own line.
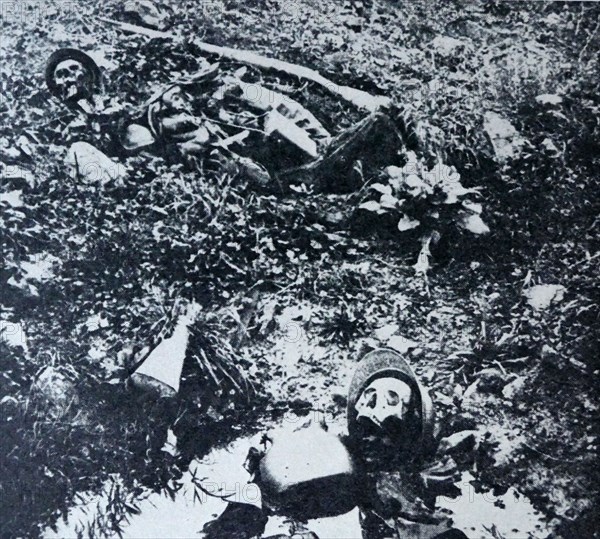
left=1, top=0, right=599, bottom=537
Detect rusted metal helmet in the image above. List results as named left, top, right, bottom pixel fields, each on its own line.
left=258, top=426, right=358, bottom=518
left=121, top=124, right=156, bottom=152
left=347, top=348, right=435, bottom=460
left=45, top=48, right=101, bottom=103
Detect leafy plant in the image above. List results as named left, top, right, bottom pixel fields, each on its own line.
left=359, top=151, right=489, bottom=273
left=317, top=300, right=368, bottom=346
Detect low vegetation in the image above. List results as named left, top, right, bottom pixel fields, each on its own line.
left=1, top=0, right=598, bottom=537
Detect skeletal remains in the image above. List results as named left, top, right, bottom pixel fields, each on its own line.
left=45, top=49, right=101, bottom=107
left=354, top=377, right=413, bottom=427
left=53, top=60, right=91, bottom=101
left=138, top=66, right=409, bottom=190
left=46, top=43, right=417, bottom=191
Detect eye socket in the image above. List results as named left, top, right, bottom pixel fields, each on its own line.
left=387, top=391, right=400, bottom=406
left=362, top=388, right=377, bottom=408
left=55, top=68, right=70, bottom=78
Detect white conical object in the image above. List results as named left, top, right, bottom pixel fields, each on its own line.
left=130, top=303, right=200, bottom=397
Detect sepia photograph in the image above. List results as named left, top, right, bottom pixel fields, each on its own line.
left=1, top=0, right=598, bottom=537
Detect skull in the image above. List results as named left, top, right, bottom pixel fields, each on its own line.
left=161, top=86, right=190, bottom=113
left=53, top=59, right=91, bottom=101
left=355, top=377, right=412, bottom=428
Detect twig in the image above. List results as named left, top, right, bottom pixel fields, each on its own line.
left=492, top=360, right=507, bottom=376
left=522, top=442, right=576, bottom=464
left=97, top=16, right=171, bottom=39
left=192, top=480, right=237, bottom=500
left=574, top=4, right=584, bottom=36
left=578, top=18, right=600, bottom=64
left=572, top=251, right=600, bottom=268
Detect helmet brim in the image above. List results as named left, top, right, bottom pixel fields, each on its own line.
left=45, top=48, right=101, bottom=101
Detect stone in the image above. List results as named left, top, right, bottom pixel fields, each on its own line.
left=535, top=94, right=563, bottom=106
left=438, top=430, right=479, bottom=455
left=523, top=284, right=566, bottom=310
left=502, top=376, right=527, bottom=400
left=431, top=36, right=468, bottom=57
left=483, top=111, right=525, bottom=163
left=66, top=142, right=127, bottom=185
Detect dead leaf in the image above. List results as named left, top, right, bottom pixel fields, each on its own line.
left=461, top=214, right=490, bottom=234
left=359, top=200, right=381, bottom=212
left=398, top=215, right=420, bottom=231
left=371, top=182, right=392, bottom=195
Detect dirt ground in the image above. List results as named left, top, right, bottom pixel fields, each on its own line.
left=1, top=0, right=599, bottom=537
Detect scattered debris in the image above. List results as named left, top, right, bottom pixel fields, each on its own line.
left=85, top=313, right=110, bottom=332
left=142, top=73, right=328, bottom=181
left=481, top=425, right=527, bottom=468
left=366, top=469, right=458, bottom=537
left=7, top=275, right=39, bottom=297
left=101, top=18, right=391, bottom=112
left=200, top=502, right=268, bottom=539
left=19, top=253, right=59, bottom=282
left=161, top=428, right=179, bottom=457
left=374, top=323, right=400, bottom=341
left=386, top=335, right=419, bottom=354
left=121, top=124, right=156, bottom=152
left=502, top=376, right=527, bottom=400
left=476, top=367, right=509, bottom=394
left=437, top=430, right=479, bottom=455
left=264, top=110, right=319, bottom=159
left=146, top=86, right=212, bottom=155
left=540, top=344, right=567, bottom=370
left=460, top=212, right=490, bottom=235
left=88, top=337, right=109, bottom=361
left=134, top=63, right=404, bottom=191
left=541, top=137, right=560, bottom=156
